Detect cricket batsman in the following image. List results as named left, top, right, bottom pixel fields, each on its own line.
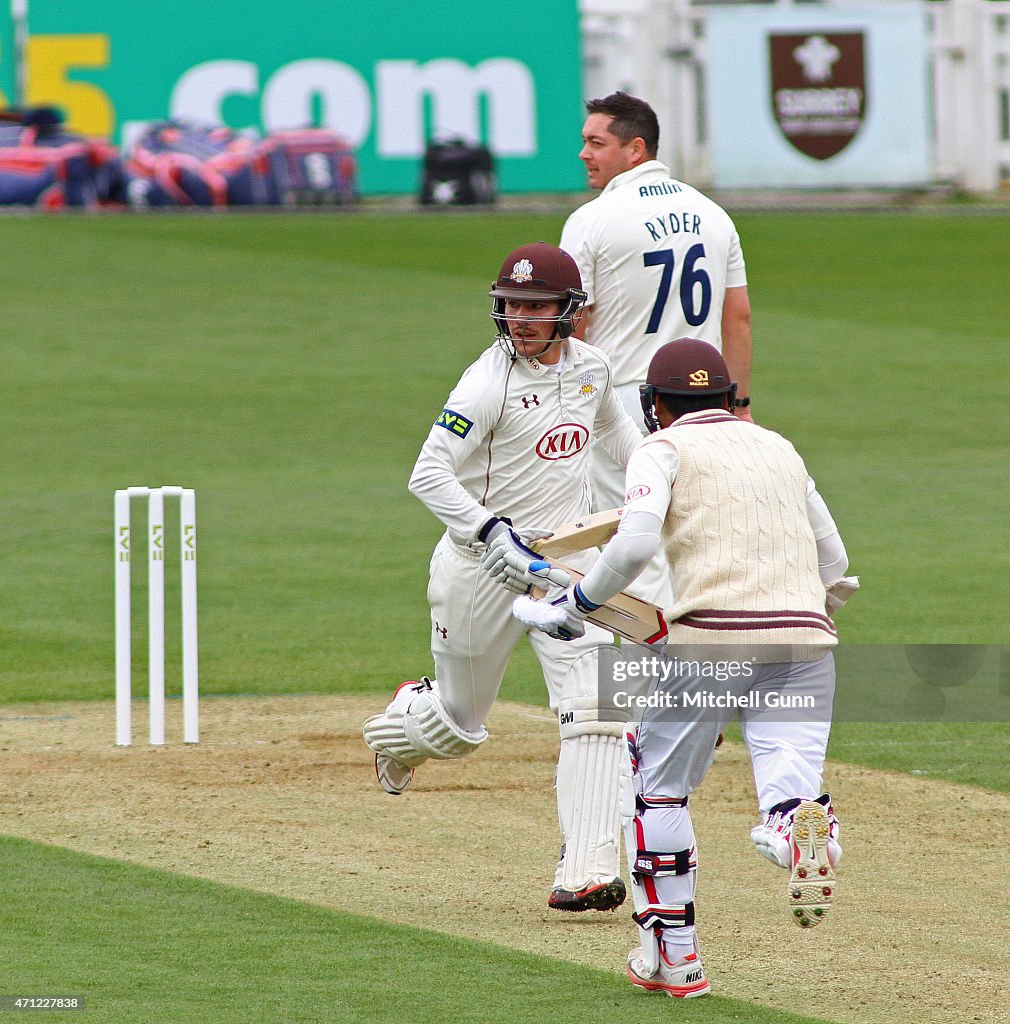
left=512, top=339, right=858, bottom=995
left=363, top=243, right=644, bottom=912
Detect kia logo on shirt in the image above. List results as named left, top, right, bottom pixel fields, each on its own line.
left=536, top=423, right=589, bottom=460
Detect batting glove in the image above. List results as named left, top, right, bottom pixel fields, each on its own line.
left=825, top=575, right=860, bottom=616
left=541, top=583, right=601, bottom=641
left=481, top=520, right=571, bottom=594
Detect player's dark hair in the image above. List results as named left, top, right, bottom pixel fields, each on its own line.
left=585, top=92, right=659, bottom=156
left=656, top=392, right=728, bottom=420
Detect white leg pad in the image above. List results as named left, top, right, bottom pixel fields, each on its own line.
left=619, top=727, right=637, bottom=829
left=556, top=732, right=624, bottom=891
left=558, top=694, right=628, bottom=740
left=625, top=803, right=698, bottom=971
left=363, top=714, right=429, bottom=768
left=363, top=678, right=487, bottom=767
left=363, top=680, right=433, bottom=768
left=402, top=682, right=488, bottom=760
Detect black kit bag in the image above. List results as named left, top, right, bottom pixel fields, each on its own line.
left=419, top=137, right=496, bottom=206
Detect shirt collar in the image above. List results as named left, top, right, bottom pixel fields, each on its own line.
left=521, top=339, right=582, bottom=375
left=669, top=408, right=738, bottom=428
left=600, top=160, right=671, bottom=197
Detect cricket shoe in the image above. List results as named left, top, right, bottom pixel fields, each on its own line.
left=787, top=800, right=836, bottom=928
left=373, top=753, right=415, bottom=795
left=548, top=877, right=627, bottom=912
left=626, top=945, right=711, bottom=998
left=751, top=794, right=842, bottom=870
left=363, top=679, right=433, bottom=794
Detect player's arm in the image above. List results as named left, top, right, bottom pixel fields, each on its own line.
left=576, top=508, right=662, bottom=606
left=722, top=285, right=753, bottom=422
left=412, top=365, right=570, bottom=589
left=578, top=444, right=673, bottom=606
left=529, top=445, right=674, bottom=638
left=721, top=225, right=752, bottom=420
left=806, top=477, right=860, bottom=613
left=593, top=360, right=646, bottom=465
left=407, top=373, right=501, bottom=543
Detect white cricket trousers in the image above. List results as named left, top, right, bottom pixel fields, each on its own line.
left=635, top=654, right=836, bottom=810
left=426, top=534, right=612, bottom=733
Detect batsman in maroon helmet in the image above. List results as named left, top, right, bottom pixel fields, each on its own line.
left=363, top=243, right=644, bottom=913
left=518, top=338, right=858, bottom=996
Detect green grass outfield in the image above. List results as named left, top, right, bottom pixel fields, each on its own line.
left=0, top=836, right=824, bottom=1024
left=1, top=210, right=1008, bottom=1020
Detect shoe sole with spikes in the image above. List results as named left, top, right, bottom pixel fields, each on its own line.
left=549, top=878, right=626, bottom=912
left=788, top=800, right=835, bottom=928
left=374, top=753, right=415, bottom=795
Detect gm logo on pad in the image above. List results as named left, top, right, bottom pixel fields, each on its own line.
left=436, top=408, right=473, bottom=438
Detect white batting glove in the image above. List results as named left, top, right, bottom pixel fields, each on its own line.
left=825, top=575, right=860, bottom=615
left=481, top=521, right=571, bottom=594
left=513, top=583, right=599, bottom=641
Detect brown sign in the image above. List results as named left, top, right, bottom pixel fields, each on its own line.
left=769, top=32, right=867, bottom=160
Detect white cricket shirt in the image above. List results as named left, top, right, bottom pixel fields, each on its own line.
left=561, top=161, right=747, bottom=389
left=409, top=340, right=642, bottom=547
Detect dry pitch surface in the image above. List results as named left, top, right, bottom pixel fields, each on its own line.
left=2, top=695, right=1008, bottom=1024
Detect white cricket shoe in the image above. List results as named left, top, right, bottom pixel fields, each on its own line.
left=787, top=800, right=836, bottom=928
left=751, top=794, right=842, bottom=870
left=363, top=678, right=433, bottom=795
left=374, top=753, right=415, bottom=795
left=626, top=946, right=711, bottom=998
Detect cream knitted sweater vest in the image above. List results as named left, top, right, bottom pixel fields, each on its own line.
left=641, top=411, right=836, bottom=655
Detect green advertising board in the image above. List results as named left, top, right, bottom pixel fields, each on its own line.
left=0, top=0, right=585, bottom=192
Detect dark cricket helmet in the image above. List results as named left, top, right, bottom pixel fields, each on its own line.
left=490, top=242, right=587, bottom=343
left=639, top=338, right=737, bottom=431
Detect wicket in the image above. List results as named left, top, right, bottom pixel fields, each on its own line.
left=115, top=486, right=199, bottom=746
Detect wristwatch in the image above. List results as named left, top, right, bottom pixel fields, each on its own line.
left=732, top=396, right=751, bottom=408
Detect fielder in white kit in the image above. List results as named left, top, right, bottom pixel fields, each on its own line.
left=561, top=92, right=754, bottom=606
left=513, top=339, right=858, bottom=996
left=363, top=243, right=644, bottom=912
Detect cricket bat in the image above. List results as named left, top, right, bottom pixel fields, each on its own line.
left=529, top=560, right=668, bottom=646
left=530, top=507, right=624, bottom=559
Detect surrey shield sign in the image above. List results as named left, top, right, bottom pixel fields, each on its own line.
left=769, top=32, right=867, bottom=160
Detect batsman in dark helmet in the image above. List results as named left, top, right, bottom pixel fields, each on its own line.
left=518, top=337, right=859, bottom=997
left=364, top=242, right=644, bottom=914
left=639, top=336, right=738, bottom=433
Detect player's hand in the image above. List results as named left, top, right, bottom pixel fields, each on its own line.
left=825, top=575, right=860, bottom=616
left=513, top=584, right=599, bottom=641
left=482, top=524, right=571, bottom=594
left=544, top=586, right=590, bottom=640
